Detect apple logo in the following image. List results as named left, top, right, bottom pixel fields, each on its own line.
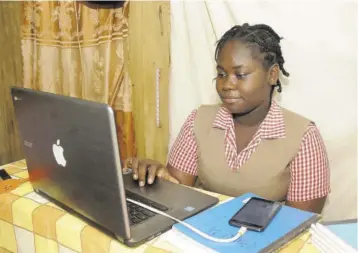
left=53, top=139, right=67, bottom=167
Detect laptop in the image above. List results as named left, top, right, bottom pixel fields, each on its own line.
left=11, top=87, right=219, bottom=247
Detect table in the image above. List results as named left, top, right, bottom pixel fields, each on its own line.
left=0, top=160, right=320, bottom=253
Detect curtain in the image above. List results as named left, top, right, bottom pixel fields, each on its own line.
left=0, top=2, right=24, bottom=165
left=21, top=1, right=135, bottom=162
left=170, top=1, right=357, bottom=221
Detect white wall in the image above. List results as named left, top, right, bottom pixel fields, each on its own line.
left=170, top=0, right=357, bottom=221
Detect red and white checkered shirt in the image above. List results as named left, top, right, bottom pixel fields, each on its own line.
left=168, top=101, right=330, bottom=202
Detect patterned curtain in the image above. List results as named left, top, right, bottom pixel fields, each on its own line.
left=21, top=1, right=136, bottom=162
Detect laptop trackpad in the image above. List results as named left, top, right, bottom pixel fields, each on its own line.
left=123, top=174, right=178, bottom=208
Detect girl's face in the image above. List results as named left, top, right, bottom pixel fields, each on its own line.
left=216, top=40, right=279, bottom=115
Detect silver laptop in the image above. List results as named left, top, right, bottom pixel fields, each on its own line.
left=11, top=87, right=218, bottom=247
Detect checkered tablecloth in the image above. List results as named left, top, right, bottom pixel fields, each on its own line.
left=0, top=160, right=320, bottom=253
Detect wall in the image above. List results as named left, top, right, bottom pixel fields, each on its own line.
left=170, top=1, right=357, bottom=221
left=127, top=1, right=171, bottom=164
left=0, top=2, right=24, bottom=165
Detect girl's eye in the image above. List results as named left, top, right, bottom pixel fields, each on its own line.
left=216, top=73, right=226, bottom=78
left=236, top=73, right=248, bottom=79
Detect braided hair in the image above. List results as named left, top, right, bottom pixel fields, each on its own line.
left=215, top=23, right=289, bottom=93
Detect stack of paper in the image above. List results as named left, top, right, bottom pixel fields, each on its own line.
left=310, top=223, right=358, bottom=253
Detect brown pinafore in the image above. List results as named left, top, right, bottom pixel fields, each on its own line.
left=193, top=104, right=310, bottom=201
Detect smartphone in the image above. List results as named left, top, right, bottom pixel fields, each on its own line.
left=229, top=197, right=282, bottom=232
left=0, top=169, right=11, bottom=180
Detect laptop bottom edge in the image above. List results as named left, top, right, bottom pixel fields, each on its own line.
left=33, top=188, right=172, bottom=247
left=32, top=188, right=218, bottom=248
left=123, top=227, right=172, bottom=248
left=33, top=189, right=126, bottom=242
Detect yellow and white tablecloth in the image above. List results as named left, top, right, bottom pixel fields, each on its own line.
left=0, top=160, right=320, bottom=253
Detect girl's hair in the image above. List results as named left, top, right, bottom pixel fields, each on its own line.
left=215, top=23, right=289, bottom=92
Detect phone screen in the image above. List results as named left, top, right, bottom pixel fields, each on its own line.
left=0, top=169, right=11, bottom=180
left=229, top=197, right=281, bottom=231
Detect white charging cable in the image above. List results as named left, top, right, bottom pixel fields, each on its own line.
left=127, top=198, right=247, bottom=243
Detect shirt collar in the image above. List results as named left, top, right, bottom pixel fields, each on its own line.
left=212, top=100, right=286, bottom=139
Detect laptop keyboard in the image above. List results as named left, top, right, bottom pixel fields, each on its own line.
left=125, top=191, right=168, bottom=225
left=126, top=201, right=156, bottom=225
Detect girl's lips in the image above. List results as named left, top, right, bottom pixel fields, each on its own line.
left=222, top=97, right=242, bottom=104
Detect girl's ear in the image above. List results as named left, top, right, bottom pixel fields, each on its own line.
left=268, top=64, right=279, bottom=87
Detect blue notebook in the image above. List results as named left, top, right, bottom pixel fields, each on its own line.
left=172, top=193, right=320, bottom=253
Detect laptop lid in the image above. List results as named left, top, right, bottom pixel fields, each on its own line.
left=11, top=87, right=131, bottom=241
